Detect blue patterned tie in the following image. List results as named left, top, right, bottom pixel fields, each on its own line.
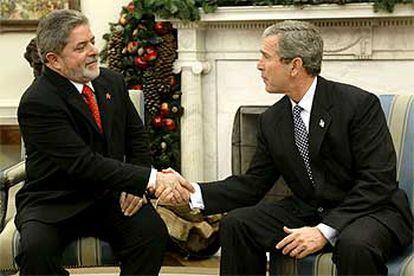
left=293, top=105, right=314, bottom=184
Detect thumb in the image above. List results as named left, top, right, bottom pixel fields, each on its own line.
left=283, top=226, right=293, bottom=234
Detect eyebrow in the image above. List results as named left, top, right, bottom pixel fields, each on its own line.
left=260, top=50, right=270, bottom=57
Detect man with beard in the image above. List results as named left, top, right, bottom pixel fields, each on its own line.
left=15, top=9, right=193, bottom=275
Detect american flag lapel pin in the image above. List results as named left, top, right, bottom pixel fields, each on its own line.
left=106, top=92, right=111, bottom=101
left=319, top=118, right=325, bottom=128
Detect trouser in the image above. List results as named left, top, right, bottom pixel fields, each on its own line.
left=219, top=197, right=401, bottom=276
left=16, top=194, right=169, bottom=275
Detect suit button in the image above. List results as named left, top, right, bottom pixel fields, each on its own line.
left=317, top=207, right=324, bottom=213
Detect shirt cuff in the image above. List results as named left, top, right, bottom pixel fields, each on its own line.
left=146, top=167, right=157, bottom=189
left=316, top=223, right=338, bottom=246
left=189, top=183, right=205, bottom=210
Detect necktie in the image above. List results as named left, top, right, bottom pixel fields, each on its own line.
left=293, top=105, right=314, bottom=184
left=82, top=85, right=103, bottom=133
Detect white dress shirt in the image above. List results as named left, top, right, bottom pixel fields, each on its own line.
left=190, top=77, right=338, bottom=245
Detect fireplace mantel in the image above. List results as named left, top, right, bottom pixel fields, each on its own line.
left=172, top=4, right=414, bottom=182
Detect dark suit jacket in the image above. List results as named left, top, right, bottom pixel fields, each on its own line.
left=15, top=66, right=151, bottom=228
left=201, top=76, right=413, bottom=246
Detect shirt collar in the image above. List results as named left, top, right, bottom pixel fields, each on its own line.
left=290, top=77, right=317, bottom=113
left=69, top=80, right=94, bottom=94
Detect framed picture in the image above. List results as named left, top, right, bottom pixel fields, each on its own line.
left=0, top=0, right=80, bottom=33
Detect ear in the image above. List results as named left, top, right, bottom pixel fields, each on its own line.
left=45, top=52, right=62, bottom=70
left=290, top=57, right=303, bottom=77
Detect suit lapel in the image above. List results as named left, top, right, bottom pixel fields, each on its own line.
left=308, top=77, right=333, bottom=187
left=309, top=77, right=333, bottom=157
left=43, top=67, right=103, bottom=137
left=92, top=78, right=114, bottom=141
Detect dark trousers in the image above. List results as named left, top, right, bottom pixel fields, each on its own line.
left=16, top=194, right=169, bottom=275
left=219, top=197, right=401, bottom=276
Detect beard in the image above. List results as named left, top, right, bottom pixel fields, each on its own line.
left=63, top=56, right=100, bottom=83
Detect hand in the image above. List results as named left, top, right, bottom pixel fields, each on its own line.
left=153, top=168, right=194, bottom=205
left=119, top=192, right=147, bottom=216
left=275, top=226, right=327, bottom=259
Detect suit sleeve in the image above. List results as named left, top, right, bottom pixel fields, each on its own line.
left=322, top=94, right=398, bottom=231
left=201, top=114, right=280, bottom=215
left=18, top=96, right=150, bottom=197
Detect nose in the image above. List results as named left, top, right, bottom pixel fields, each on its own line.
left=257, top=58, right=263, bottom=71
left=90, top=44, right=99, bottom=55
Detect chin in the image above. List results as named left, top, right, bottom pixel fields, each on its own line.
left=84, top=67, right=100, bottom=81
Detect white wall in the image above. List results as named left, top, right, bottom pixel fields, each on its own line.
left=0, top=0, right=130, bottom=124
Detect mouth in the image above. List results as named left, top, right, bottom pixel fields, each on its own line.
left=86, top=58, right=98, bottom=67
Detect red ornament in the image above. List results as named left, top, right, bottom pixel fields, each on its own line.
left=163, top=118, right=176, bottom=131
left=152, top=116, right=163, bottom=128
left=134, top=56, right=148, bottom=69
left=126, top=2, right=135, bottom=12
left=159, top=102, right=170, bottom=116
left=154, top=22, right=169, bottom=36
left=143, top=51, right=157, bottom=62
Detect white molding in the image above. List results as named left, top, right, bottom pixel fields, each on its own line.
left=0, top=100, right=18, bottom=125
left=198, top=3, right=414, bottom=22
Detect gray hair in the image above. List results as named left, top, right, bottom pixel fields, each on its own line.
left=36, top=9, right=89, bottom=63
left=263, top=20, right=323, bottom=76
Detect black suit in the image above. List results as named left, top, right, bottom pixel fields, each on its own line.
left=15, top=66, right=168, bottom=275
left=201, top=77, right=413, bottom=275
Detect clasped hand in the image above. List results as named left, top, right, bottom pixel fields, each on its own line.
left=119, top=168, right=193, bottom=216
left=150, top=168, right=194, bottom=205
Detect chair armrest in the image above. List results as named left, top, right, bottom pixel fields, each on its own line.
left=0, top=161, right=26, bottom=232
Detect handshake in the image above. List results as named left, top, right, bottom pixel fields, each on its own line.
left=120, top=168, right=194, bottom=216
left=149, top=168, right=194, bottom=205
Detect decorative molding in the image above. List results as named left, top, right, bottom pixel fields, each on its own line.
left=198, top=3, right=414, bottom=22
left=173, top=60, right=211, bottom=75
left=0, top=101, right=18, bottom=125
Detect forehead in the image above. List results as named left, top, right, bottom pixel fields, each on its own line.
left=66, top=24, right=93, bottom=43
left=261, top=35, right=279, bottom=53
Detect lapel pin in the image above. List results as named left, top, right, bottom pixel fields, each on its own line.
left=319, top=119, right=325, bottom=128
left=106, top=93, right=111, bottom=101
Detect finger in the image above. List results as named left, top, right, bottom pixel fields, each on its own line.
left=128, top=198, right=144, bottom=216
left=296, top=247, right=309, bottom=259
left=276, top=233, right=296, bottom=250
left=122, top=194, right=135, bottom=212
left=175, top=175, right=194, bottom=193
left=282, top=240, right=299, bottom=255
left=125, top=196, right=140, bottom=216
left=154, top=184, right=166, bottom=198
left=159, top=187, right=173, bottom=202
left=175, top=184, right=190, bottom=202
left=172, top=186, right=184, bottom=203
left=119, top=192, right=126, bottom=211
left=160, top=187, right=177, bottom=205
